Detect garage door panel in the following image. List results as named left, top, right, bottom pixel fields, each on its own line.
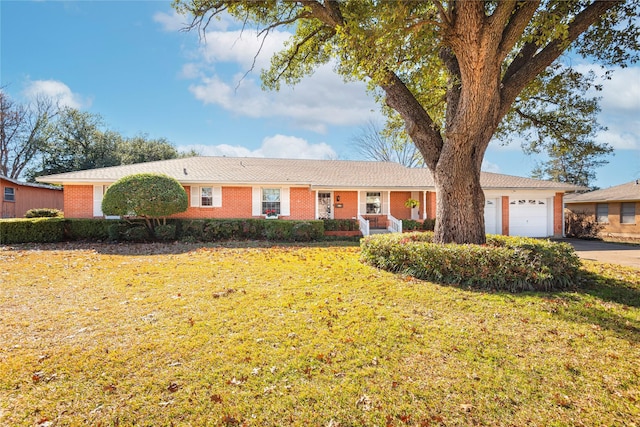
left=509, top=199, right=548, bottom=237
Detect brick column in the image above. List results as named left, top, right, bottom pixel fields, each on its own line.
left=554, top=192, right=564, bottom=237
left=501, top=196, right=510, bottom=236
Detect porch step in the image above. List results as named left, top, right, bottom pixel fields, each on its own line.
left=369, top=229, right=392, bottom=235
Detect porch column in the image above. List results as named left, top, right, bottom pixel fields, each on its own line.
left=422, top=191, right=427, bottom=220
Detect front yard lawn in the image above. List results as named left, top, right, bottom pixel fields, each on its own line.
left=1, top=243, right=638, bottom=426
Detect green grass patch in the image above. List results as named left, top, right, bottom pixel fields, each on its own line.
left=0, top=243, right=638, bottom=426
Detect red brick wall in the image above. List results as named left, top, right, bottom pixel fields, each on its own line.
left=288, top=187, right=316, bottom=220
left=390, top=191, right=411, bottom=219
left=333, top=191, right=358, bottom=219
left=501, top=196, right=509, bottom=235
left=425, top=191, right=436, bottom=219
left=62, top=184, right=320, bottom=220
left=172, top=186, right=254, bottom=219
left=64, top=185, right=94, bottom=218
left=554, top=192, right=563, bottom=237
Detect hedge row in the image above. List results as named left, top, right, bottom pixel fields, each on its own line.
left=401, top=219, right=436, bottom=231
left=360, top=232, right=581, bottom=292
left=0, top=218, right=66, bottom=244
left=0, top=218, right=328, bottom=244
left=322, top=219, right=360, bottom=231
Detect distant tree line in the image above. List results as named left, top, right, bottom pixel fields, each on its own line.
left=0, top=89, right=198, bottom=182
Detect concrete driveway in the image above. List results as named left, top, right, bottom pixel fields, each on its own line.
left=559, top=238, right=640, bottom=269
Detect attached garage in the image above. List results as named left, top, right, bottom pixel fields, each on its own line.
left=509, top=198, right=552, bottom=237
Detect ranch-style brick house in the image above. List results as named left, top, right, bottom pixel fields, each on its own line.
left=36, top=156, right=583, bottom=237
left=565, top=179, right=640, bottom=239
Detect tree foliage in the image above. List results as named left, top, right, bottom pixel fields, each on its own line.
left=0, top=90, right=58, bottom=179
left=102, top=173, right=188, bottom=233
left=497, top=65, right=613, bottom=188
left=24, top=108, right=197, bottom=181
left=28, top=108, right=121, bottom=179
left=175, top=0, right=639, bottom=243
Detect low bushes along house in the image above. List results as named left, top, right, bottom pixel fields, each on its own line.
left=36, top=156, right=583, bottom=237
left=565, top=180, right=640, bottom=239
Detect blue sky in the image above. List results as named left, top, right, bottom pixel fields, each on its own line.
left=2, top=0, right=639, bottom=189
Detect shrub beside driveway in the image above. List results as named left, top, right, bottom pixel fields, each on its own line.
left=0, top=243, right=638, bottom=426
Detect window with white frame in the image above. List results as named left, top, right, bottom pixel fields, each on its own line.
left=262, top=188, right=281, bottom=215
left=621, top=202, right=636, bottom=224
left=190, top=185, right=221, bottom=208
left=3, top=187, right=15, bottom=202
left=201, top=187, right=213, bottom=207
left=366, top=192, right=381, bottom=214
left=596, top=203, right=609, bottom=223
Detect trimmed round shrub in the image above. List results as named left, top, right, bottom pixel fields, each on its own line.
left=102, top=173, right=188, bottom=219
left=360, top=232, right=581, bottom=292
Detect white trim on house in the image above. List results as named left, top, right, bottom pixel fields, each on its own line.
left=190, top=185, right=222, bottom=208
left=252, top=186, right=291, bottom=217
left=93, top=185, right=105, bottom=217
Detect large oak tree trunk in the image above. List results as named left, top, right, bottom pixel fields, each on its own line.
left=433, top=142, right=486, bottom=244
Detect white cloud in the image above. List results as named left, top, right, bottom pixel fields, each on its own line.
left=153, top=10, right=189, bottom=32
left=572, top=64, right=640, bottom=151
left=596, top=127, right=639, bottom=150
left=184, top=29, right=380, bottom=133
left=481, top=160, right=501, bottom=173
left=22, top=79, right=86, bottom=109
left=597, top=66, right=640, bottom=112
left=178, top=134, right=337, bottom=159
left=255, top=135, right=337, bottom=159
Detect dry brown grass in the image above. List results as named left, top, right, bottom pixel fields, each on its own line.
left=1, top=243, right=639, bottom=426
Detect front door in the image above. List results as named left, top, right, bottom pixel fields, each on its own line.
left=318, top=192, right=332, bottom=219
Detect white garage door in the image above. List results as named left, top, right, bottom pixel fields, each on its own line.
left=509, top=198, right=549, bottom=237
left=484, top=199, right=498, bottom=235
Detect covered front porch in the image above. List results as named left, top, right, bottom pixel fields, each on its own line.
left=314, top=189, right=436, bottom=236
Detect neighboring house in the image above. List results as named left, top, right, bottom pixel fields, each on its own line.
left=1, top=175, right=64, bottom=218
left=36, top=156, right=583, bottom=237
left=565, top=180, right=640, bottom=239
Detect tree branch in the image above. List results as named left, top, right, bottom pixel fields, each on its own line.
left=500, top=0, right=621, bottom=120
left=432, top=0, right=452, bottom=27
left=438, top=47, right=461, bottom=127
left=496, top=0, right=540, bottom=62
left=380, top=72, right=443, bottom=171
left=299, top=0, right=344, bottom=27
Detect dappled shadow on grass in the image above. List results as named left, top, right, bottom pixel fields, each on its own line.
left=578, top=263, right=640, bottom=308
left=406, top=261, right=640, bottom=344
left=512, top=264, right=640, bottom=343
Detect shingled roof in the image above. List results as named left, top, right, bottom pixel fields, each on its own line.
left=565, top=180, right=640, bottom=203
left=1, top=174, right=62, bottom=191
left=36, top=156, right=584, bottom=191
